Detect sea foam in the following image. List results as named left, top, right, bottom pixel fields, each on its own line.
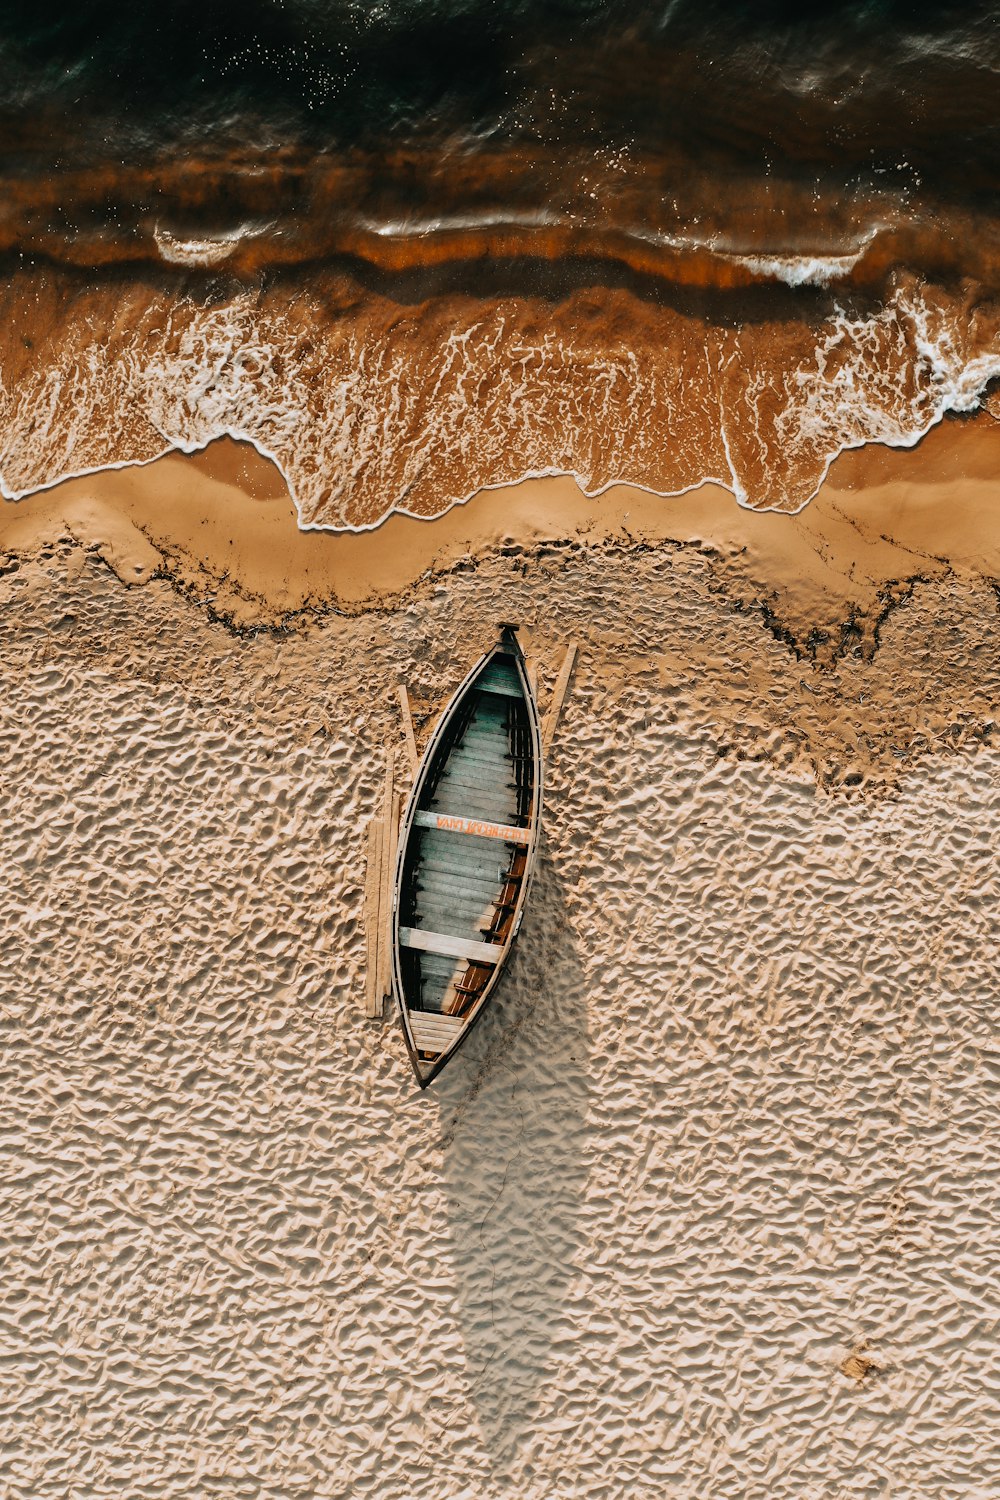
left=2, top=272, right=998, bottom=529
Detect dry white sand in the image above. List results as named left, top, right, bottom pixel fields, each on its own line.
left=1, top=526, right=998, bottom=1497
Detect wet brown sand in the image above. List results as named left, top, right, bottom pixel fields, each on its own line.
left=3, top=407, right=998, bottom=652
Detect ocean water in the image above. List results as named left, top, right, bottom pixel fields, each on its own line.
left=1, top=1, right=998, bottom=524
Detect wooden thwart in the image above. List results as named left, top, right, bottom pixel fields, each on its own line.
left=475, top=678, right=522, bottom=699
left=413, top=809, right=531, bottom=843
left=409, top=1011, right=464, bottom=1052
left=400, top=927, right=502, bottom=964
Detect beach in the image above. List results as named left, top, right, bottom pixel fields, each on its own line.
left=2, top=414, right=998, bottom=1495
left=3, top=2, right=1000, bottom=1491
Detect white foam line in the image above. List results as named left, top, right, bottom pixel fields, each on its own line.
left=356, top=210, right=560, bottom=238
left=775, top=393, right=999, bottom=516
left=4, top=299, right=998, bottom=533
left=0, top=430, right=294, bottom=506
left=722, top=250, right=868, bottom=289
left=1, top=398, right=993, bottom=540
left=353, top=212, right=882, bottom=288
left=153, top=221, right=277, bottom=268
left=0, top=447, right=174, bottom=502
left=0, top=437, right=731, bottom=533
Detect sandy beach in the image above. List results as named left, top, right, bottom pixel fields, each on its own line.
left=5, top=3, right=1000, bottom=1493
left=1, top=412, right=998, bottom=1495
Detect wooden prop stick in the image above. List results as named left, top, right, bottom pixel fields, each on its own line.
left=376, top=751, right=397, bottom=1012
left=381, top=789, right=402, bottom=1005
left=397, top=684, right=418, bottom=775
left=363, top=817, right=384, bottom=1018
left=542, top=643, right=578, bottom=751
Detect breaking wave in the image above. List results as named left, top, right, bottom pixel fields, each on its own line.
left=2, top=267, right=998, bottom=528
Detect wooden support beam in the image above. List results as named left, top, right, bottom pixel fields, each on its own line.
left=380, top=789, right=401, bottom=1007
left=363, top=748, right=398, bottom=1019
left=375, top=752, right=396, bottom=1015
left=363, top=817, right=384, bottom=1018
left=542, top=642, right=578, bottom=751
left=397, top=684, right=418, bottom=775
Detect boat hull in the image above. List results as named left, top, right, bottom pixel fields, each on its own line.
left=390, top=628, right=543, bottom=1087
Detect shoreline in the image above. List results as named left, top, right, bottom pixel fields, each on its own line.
left=1, top=409, right=998, bottom=642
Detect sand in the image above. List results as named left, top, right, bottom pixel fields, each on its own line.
left=3, top=410, right=1000, bottom=647
left=1, top=423, right=999, bottom=1496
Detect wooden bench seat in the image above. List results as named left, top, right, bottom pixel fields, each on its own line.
left=473, top=666, right=523, bottom=698
left=400, top=927, right=503, bottom=964
left=413, top=810, right=531, bottom=844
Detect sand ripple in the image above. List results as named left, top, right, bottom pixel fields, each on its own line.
left=0, top=552, right=997, bottom=1496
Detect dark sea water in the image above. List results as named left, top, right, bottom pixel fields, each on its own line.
left=1, top=1, right=998, bottom=523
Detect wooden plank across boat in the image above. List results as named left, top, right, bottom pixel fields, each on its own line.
left=391, top=626, right=544, bottom=1087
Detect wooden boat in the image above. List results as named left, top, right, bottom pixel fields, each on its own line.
left=391, top=626, right=544, bottom=1087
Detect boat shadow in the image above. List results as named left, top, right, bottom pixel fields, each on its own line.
left=431, top=842, right=591, bottom=1471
